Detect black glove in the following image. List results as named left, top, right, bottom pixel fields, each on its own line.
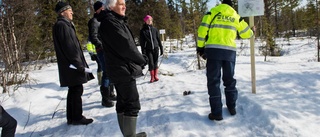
left=160, top=49, right=163, bottom=56
left=90, top=54, right=97, bottom=61
left=196, top=47, right=206, bottom=60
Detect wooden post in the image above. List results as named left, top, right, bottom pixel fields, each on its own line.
left=161, top=33, right=164, bottom=45
left=249, top=16, right=256, bottom=94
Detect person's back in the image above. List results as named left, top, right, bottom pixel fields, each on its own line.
left=197, top=0, right=253, bottom=121
left=197, top=3, right=253, bottom=61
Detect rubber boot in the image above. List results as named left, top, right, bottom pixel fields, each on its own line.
left=97, top=71, right=102, bottom=85
left=150, top=70, right=155, bottom=83
left=109, top=84, right=117, bottom=101
left=117, top=113, right=124, bottom=134
left=123, top=116, right=147, bottom=137
left=100, top=86, right=114, bottom=107
left=154, top=68, right=159, bottom=81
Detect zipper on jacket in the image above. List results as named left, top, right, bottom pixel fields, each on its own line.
left=149, top=26, right=154, bottom=50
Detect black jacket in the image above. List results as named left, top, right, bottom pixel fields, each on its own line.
left=53, top=16, right=94, bottom=87
left=97, top=10, right=146, bottom=83
left=88, top=13, right=103, bottom=51
left=139, top=24, right=163, bottom=55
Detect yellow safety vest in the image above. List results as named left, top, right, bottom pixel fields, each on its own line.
left=86, top=42, right=96, bottom=54
left=197, top=4, right=253, bottom=51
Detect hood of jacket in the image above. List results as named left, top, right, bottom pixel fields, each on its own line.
left=211, top=4, right=237, bottom=16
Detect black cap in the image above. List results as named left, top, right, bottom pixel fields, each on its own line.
left=94, top=1, right=103, bottom=12
left=222, top=0, right=233, bottom=7
left=55, top=1, right=71, bottom=14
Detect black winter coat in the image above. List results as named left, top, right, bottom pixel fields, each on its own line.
left=97, top=10, right=146, bottom=83
left=139, top=24, right=163, bottom=55
left=88, top=13, right=103, bottom=51
left=53, top=16, right=94, bottom=87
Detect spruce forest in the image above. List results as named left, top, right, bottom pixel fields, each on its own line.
left=0, top=0, right=318, bottom=93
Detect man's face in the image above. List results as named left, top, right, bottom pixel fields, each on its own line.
left=110, top=0, right=126, bottom=16
left=61, top=8, right=73, bottom=21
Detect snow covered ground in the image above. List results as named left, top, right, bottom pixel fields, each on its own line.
left=1, top=37, right=320, bottom=137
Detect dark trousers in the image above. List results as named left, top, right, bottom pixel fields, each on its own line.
left=67, top=84, right=84, bottom=121
left=114, top=79, right=141, bottom=116
left=206, top=59, right=238, bottom=116
left=146, top=47, right=159, bottom=71
left=95, top=56, right=102, bottom=72
left=0, top=106, right=17, bottom=137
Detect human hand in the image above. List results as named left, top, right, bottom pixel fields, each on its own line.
left=251, top=26, right=256, bottom=35
left=196, top=47, right=206, bottom=60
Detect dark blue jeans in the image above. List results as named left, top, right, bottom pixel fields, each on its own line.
left=97, top=50, right=110, bottom=88
left=206, top=59, right=238, bottom=116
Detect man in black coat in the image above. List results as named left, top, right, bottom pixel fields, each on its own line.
left=88, top=1, right=115, bottom=107
left=52, top=1, right=94, bottom=125
left=97, top=0, right=147, bottom=136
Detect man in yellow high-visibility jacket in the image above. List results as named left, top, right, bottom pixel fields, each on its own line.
left=197, top=0, right=254, bottom=121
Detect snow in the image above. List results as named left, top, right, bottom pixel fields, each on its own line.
left=1, top=37, right=320, bottom=137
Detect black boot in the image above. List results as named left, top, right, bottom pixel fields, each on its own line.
left=100, top=86, right=114, bottom=107
left=109, top=84, right=117, bottom=101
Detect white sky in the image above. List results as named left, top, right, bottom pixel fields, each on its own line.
left=1, top=36, right=320, bottom=136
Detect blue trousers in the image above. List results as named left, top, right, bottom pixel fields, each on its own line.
left=97, top=50, right=110, bottom=88
left=206, top=59, right=238, bottom=116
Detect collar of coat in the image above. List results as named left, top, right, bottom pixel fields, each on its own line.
left=57, top=16, right=74, bottom=27
left=96, top=10, right=128, bottom=23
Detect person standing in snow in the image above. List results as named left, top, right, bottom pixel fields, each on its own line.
left=52, top=1, right=94, bottom=125
left=86, top=40, right=102, bottom=83
left=96, top=0, right=147, bottom=136
left=197, top=0, right=254, bottom=121
left=0, top=105, right=17, bottom=137
left=88, top=1, right=116, bottom=108
left=139, top=15, right=164, bottom=83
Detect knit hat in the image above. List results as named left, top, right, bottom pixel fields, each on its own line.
left=222, top=0, right=233, bottom=6
left=143, top=15, right=152, bottom=22
left=55, top=1, right=71, bottom=14
left=94, top=1, right=103, bottom=12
